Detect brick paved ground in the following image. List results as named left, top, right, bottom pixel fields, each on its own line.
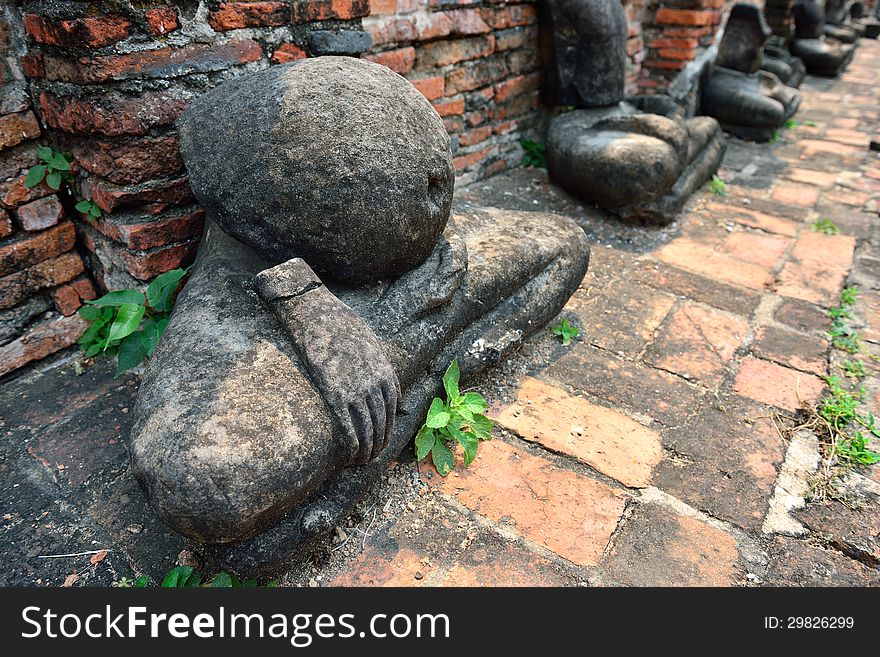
left=1, top=42, right=879, bottom=587
left=328, top=40, right=880, bottom=587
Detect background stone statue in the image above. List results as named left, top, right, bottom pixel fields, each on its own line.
left=129, top=57, right=590, bottom=574
left=701, top=3, right=802, bottom=142
left=792, top=0, right=857, bottom=75
left=541, top=0, right=726, bottom=224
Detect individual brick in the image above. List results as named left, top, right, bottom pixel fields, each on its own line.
left=0, top=111, right=40, bottom=151
left=0, top=314, right=87, bottom=378
left=22, top=13, right=131, bottom=49
left=494, top=377, right=662, bottom=487
left=733, top=357, right=825, bottom=411
left=16, top=196, right=63, bottom=232
left=292, top=0, right=371, bottom=23
left=426, top=439, right=628, bottom=566
left=0, top=222, right=77, bottom=277
left=0, top=251, right=85, bottom=310
left=145, top=6, right=179, bottom=35
left=209, top=2, right=290, bottom=31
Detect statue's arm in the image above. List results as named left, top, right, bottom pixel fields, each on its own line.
left=253, top=258, right=400, bottom=466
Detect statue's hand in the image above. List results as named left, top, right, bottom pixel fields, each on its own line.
left=254, top=258, right=401, bottom=465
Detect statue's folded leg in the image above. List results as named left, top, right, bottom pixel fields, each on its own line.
left=617, top=116, right=726, bottom=223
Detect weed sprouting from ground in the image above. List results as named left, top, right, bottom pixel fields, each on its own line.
left=776, top=286, right=880, bottom=501
left=520, top=139, right=546, bottom=168
left=813, top=217, right=840, bottom=235
left=708, top=175, right=726, bottom=196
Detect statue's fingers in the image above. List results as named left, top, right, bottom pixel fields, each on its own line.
left=381, top=382, right=396, bottom=449
left=366, top=393, right=386, bottom=461
left=341, top=404, right=360, bottom=464
left=351, top=399, right=373, bottom=466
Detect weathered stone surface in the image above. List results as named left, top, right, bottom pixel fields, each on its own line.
left=540, top=0, right=627, bottom=107
left=133, top=206, right=588, bottom=565
left=177, top=57, right=453, bottom=283
left=308, top=30, right=372, bottom=56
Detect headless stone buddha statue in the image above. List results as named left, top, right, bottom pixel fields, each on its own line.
left=850, top=1, right=880, bottom=38
left=702, top=4, right=802, bottom=143
left=791, top=0, right=857, bottom=75
left=129, top=57, right=590, bottom=574
left=541, top=0, right=726, bottom=224
left=824, top=0, right=864, bottom=41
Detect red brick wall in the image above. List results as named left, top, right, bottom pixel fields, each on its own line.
left=0, top=6, right=95, bottom=377
left=364, top=0, right=540, bottom=185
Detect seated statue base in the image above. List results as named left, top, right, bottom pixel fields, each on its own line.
left=130, top=210, right=589, bottom=576
left=791, top=37, right=856, bottom=76
left=546, top=102, right=726, bottom=224
left=701, top=68, right=801, bottom=143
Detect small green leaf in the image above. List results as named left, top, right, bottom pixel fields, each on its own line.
left=146, top=268, right=187, bottom=313
left=426, top=398, right=450, bottom=429
left=443, top=358, right=461, bottom=401
left=75, top=200, right=91, bottom=213
left=470, top=414, right=493, bottom=440
left=46, top=171, right=62, bottom=190
left=211, top=571, right=234, bottom=588
left=460, top=391, right=488, bottom=414
left=37, top=146, right=53, bottom=162
left=161, top=566, right=193, bottom=588
left=106, top=303, right=145, bottom=348
left=415, top=426, right=434, bottom=460
left=266, top=580, right=280, bottom=588
left=50, top=154, right=71, bottom=171
left=240, top=579, right=258, bottom=588
left=24, top=165, right=46, bottom=189
left=117, top=333, right=146, bottom=375
left=454, top=430, right=479, bottom=466
left=87, top=289, right=146, bottom=307
left=134, top=575, right=150, bottom=587
left=431, top=440, right=455, bottom=476
left=140, top=318, right=162, bottom=357
left=89, top=204, right=102, bottom=219
left=84, top=343, right=103, bottom=358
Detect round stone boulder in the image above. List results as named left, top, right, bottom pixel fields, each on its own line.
left=177, top=56, right=454, bottom=282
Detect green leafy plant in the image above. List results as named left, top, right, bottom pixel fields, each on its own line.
left=521, top=139, right=546, bottom=168
left=817, top=376, right=880, bottom=466
left=552, top=318, right=580, bottom=346
left=827, top=286, right=860, bottom=353
left=784, top=118, right=799, bottom=130
left=160, top=566, right=274, bottom=588
left=415, top=359, right=492, bottom=476
left=114, top=575, right=149, bottom=587
left=77, top=268, right=189, bottom=376
left=812, top=217, right=840, bottom=235
left=75, top=199, right=102, bottom=221
left=24, top=146, right=75, bottom=191
left=708, top=174, right=726, bottom=196
left=842, top=359, right=867, bottom=380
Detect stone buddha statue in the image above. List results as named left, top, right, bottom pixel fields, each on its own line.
left=701, top=4, right=802, bottom=143
left=824, top=0, right=863, bottom=41
left=849, top=1, right=880, bottom=38
left=541, top=0, right=726, bottom=224
left=129, top=57, right=590, bottom=573
left=791, top=0, right=857, bottom=75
